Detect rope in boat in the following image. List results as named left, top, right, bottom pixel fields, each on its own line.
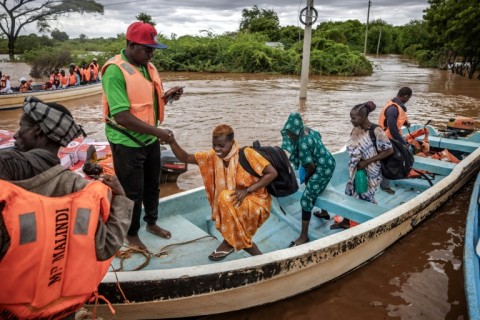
left=113, top=235, right=216, bottom=272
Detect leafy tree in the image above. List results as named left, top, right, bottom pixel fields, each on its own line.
left=136, top=12, right=156, bottom=27
left=0, top=0, right=103, bottom=60
left=51, top=28, right=69, bottom=41
left=239, top=5, right=280, bottom=41
left=79, top=34, right=87, bottom=42
left=424, top=0, right=480, bottom=77
left=279, top=25, right=303, bottom=50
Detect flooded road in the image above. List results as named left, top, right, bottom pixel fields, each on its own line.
left=1, top=55, right=479, bottom=319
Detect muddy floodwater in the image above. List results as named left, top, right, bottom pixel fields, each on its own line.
left=1, top=55, right=479, bottom=319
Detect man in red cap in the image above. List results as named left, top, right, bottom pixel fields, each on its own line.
left=101, top=21, right=184, bottom=249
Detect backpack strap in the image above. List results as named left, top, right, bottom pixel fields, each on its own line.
left=238, top=147, right=261, bottom=178
left=105, top=120, right=146, bottom=148
left=368, top=124, right=380, bottom=153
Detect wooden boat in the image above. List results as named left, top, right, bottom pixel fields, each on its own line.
left=0, top=82, right=102, bottom=110
left=464, top=172, right=480, bottom=320
left=91, top=125, right=480, bottom=320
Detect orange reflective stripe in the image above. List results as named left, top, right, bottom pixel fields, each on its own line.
left=19, top=212, right=36, bottom=244
left=73, top=208, right=91, bottom=235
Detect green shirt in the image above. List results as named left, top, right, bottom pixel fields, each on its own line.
left=102, top=49, right=159, bottom=147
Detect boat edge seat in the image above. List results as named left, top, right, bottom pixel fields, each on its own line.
left=392, top=174, right=444, bottom=191
left=418, top=136, right=479, bottom=153
left=413, top=156, right=456, bottom=175
left=313, top=189, right=389, bottom=223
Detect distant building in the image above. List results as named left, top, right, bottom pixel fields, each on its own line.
left=265, top=42, right=284, bottom=50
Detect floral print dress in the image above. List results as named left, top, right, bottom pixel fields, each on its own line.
left=281, top=112, right=336, bottom=212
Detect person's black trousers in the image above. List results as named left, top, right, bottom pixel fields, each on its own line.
left=110, top=141, right=161, bottom=236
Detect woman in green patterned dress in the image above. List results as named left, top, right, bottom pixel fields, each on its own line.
left=281, top=112, right=336, bottom=246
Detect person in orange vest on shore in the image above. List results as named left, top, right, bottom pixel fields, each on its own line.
left=0, top=96, right=133, bottom=320
left=101, top=21, right=184, bottom=250
left=378, top=86, right=413, bottom=195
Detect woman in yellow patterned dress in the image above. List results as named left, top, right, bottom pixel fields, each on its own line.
left=168, top=125, right=278, bottom=261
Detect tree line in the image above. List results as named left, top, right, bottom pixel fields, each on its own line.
left=0, top=1, right=478, bottom=78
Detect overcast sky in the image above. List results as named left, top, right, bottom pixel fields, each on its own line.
left=20, top=0, right=430, bottom=39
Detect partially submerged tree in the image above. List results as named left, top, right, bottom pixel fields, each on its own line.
left=0, top=0, right=103, bottom=60
left=424, top=0, right=480, bottom=78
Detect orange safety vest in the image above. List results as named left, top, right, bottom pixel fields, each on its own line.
left=82, top=68, right=91, bottom=82
left=68, top=74, right=77, bottom=86
left=101, top=54, right=165, bottom=125
left=60, top=75, right=68, bottom=86
left=0, top=180, right=113, bottom=320
left=93, top=64, right=99, bottom=78
left=19, top=83, right=30, bottom=93
left=378, top=101, right=409, bottom=139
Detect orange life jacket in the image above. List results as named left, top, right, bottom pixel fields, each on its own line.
left=406, top=128, right=430, bottom=153
left=378, top=101, right=409, bottom=139
left=82, top=68, right=91, bottom=82
left=101, top=54, right=165, bottom=125
left=68, top=74, right=77, bottom=86
left=60, top=75, right=68, bottom=86
left=0, top=180, right=113, bottom=320
left=19, top=83, right=30, bottom=93
left=92, top=63, right=99, bottom=78
left=0, top=77, right=6, bottom=89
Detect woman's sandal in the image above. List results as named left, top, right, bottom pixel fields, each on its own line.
left=313, top=210, right=330, bottom=220
left=208, top=248, right=234, bottom=261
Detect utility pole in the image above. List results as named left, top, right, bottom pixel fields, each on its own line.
left=299, top=0, right=314, bottom=105
left=363, top=0, right=371, bottom=55
left=376, top=27, right=382, bottom=56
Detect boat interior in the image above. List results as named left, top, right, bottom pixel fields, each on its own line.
left=111, top=128, right=480, bottom=271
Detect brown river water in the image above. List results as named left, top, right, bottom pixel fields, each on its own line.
left=1, top=55, right=479, bottom=319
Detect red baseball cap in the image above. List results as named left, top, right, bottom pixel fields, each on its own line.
left=126, top=21, right=167, bottom=49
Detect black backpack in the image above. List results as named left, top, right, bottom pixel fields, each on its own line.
left=239, top=141, right=299, bottom=197
left=368, top=124, right=414, bottom=180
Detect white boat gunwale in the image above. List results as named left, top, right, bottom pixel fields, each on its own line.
left=98, top=147, right=480, bottom=300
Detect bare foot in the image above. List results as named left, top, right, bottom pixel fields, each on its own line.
left=146, top=224, right=171, bottom=239
left=244, top=242, right=262, bottom=256
left=126, top=235, right=147, bottom=250
left=288, top=236, right=309, bottom=247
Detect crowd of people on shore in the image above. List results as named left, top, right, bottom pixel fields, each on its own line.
left=0, top=20, right=417, bottom=320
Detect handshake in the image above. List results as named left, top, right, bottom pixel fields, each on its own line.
left=157, top=129, right=175, bottom=145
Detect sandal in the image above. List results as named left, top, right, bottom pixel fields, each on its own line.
left=313, top=210, right=330, bottom=220
left=208, top=248, right=234, bottom=261
left=330, top=220, right=350, bottom=230
left=381, top=186, right=396, bottom=195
